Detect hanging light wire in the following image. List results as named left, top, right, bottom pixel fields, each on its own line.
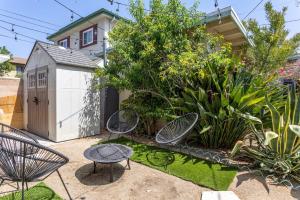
left=243, top=0, right=265, bottom=20
left=0, top=19, right=51, bottom=35
left=0, top=8, right=61, bottom=28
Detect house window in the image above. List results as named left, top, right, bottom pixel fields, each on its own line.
left=58, top=37, right=69, bottom=48
left=16, top=65, right=24, bottom=75
left=83, top=28, right=93, bottom=46
left=28, top=73, right=36, bottom=89
left=37, top=71, right=47, bottom=88
left=80, top=25, right=97, bottom=48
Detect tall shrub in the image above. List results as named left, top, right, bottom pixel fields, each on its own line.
left=244, top=2, right=300, bottom=74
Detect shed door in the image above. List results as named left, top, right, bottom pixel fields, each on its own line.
left=27, top=67, right=48, bottom=138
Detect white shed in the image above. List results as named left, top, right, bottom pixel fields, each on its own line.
left=24, top=41, right=101, bottom=142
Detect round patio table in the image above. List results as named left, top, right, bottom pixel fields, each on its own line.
left=83, top=143, right=133, bottom=182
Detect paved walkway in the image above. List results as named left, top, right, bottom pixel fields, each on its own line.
left=1, top=133, right=300, bottom=199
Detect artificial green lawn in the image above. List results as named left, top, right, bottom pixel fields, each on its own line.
left=101, top=137, right=237, bottom=190
left=0, top=182, right=62, bottom=200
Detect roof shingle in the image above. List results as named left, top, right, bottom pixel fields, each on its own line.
left=38, top=42, right=97, bottom=68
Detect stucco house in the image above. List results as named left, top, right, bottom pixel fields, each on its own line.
left=23, top=7, right=251, bottom=142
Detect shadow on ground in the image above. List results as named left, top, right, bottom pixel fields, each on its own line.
left=75, top=163, right=125, bottom=186
left=235, top=172, right=270, bottom=193
left=146, top=150, right=175, bottom=168
left=290, top=186, right=300, bottom=199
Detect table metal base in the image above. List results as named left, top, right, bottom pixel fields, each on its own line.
left=93, top=159, right=130, bottom=182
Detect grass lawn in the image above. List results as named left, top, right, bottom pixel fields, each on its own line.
left=0, top=182, right=62, bottom=200
left=101, top=137, right=237, bottom=191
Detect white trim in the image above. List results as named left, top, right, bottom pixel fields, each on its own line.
left=28, top=72, right=36, bottom=89
left=37, top=70, right=47, bottom=88
left=82, top=27, right=94, bottom=46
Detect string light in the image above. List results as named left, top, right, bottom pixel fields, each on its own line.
left=0, top=19, right=51, bottom=35
left=116, top=3, right=120, bottom=12
left=108, top=0, right=114, bottom=5
left=14, top=33, right=17, bottom=40
left=214, top=0, right=222, bottom=24
left=0, top=8, right=61, bottom=28
left=70, top=11, right=74, bottom=21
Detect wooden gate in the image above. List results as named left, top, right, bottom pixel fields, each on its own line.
left=27, top=66, right=48, bottom=138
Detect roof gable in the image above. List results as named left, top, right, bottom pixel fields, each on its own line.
left=25, top=42, right=97, bottom=69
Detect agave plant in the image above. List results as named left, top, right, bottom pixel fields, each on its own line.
left=170, top=60, right=283, bottom=149
left=231, top=87, right=300, bottom=182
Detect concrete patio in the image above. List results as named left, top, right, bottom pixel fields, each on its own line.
left=1, top=133, right=300, bottom=200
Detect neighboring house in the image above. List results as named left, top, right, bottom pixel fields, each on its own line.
left=0, top=56, right=27, bottom=78
left=24, top=7, right=250, bottom=142
left=46, top=7, right=250, bottom=60
left=10, top=56, right=27, bottom=77
left=47, top=8, right=121, bottom=60
left=279, top=50, right=300, bottom=80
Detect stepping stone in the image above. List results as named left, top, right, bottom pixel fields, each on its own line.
left=201, top=191, right=240, bottom=200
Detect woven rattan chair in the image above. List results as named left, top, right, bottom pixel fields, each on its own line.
left=0, top=122, right=38, bottom=144
left=0, top=133, right=71, bottom=200
left=106, top=109, right=139, bottom=140
left=155, top=113, right=198, bottom=146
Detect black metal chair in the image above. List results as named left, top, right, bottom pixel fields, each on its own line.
left=0, top=122, right=38, bottom=144
left=147, top=113, right=198, bottom=169
left=0, top=133, right=71, bottom=200
left=155, top=113, right=199, bottom=146
left=106, top=109, right=139, bottom=140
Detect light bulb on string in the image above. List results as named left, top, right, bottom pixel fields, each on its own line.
left=14, top=33, right=17, bottom=41
left=116, top=3, right=120, bottom=12
left=108, top=0, right=114, bottom=5
left=11, top=24, right=14, bottom=32
left=70, top=11, right=74, bottom=21
left=214, top=0, right=218, bottom=8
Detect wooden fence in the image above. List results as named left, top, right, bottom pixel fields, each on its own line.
left=0, top=78, right=23, bottom=129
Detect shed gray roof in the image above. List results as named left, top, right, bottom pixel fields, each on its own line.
left=38, top=42, right=97, bottom=68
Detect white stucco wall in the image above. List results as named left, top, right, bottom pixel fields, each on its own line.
left=23, top=44, right=57, bottom=141
left=55, top=65, right=100, bottom=141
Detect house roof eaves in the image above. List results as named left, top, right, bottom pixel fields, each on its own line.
left=47, top=8, right=125, bottom=40
left=203, top=6, right=254, bottom=47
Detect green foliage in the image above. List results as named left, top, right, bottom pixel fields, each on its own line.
left=169, top=46, right=284, bottom=148
left=0, top=46, right=13, bottom=76
left=231, top=87, right=300, bottom=182
left=244, top=2, right=300, bottom=74
left=0, top=182, right=62, bottom=200
left=101, top=137, right=237, bottom=190
left=96, top=0, right=219, bottom=135
left=121, top=93, right=171, bottom=135
left=97, top=0, right=287, bottom=145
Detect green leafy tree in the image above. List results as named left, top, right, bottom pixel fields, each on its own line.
left=0, top=46, right=13, bottom=76
left=97, top=0, right=285, bottom=148
left=97, top=0, right=215, bottom=135
left=244, top=2, right=300, bottom=74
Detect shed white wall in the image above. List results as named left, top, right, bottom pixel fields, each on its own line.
left=23, top=44, right=57, bottom=141
left=55, top=65, right=100, bottom=141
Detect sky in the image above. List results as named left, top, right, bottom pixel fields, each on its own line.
left=0, top=0, right=299, bottom=58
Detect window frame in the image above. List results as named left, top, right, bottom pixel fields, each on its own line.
left=82, top=28, right=93, bottom=46
left=28, top=72, right=36, bottom=89
left=58, top=36, right=70, bottom=48
left=80, top=25, right=97, bottom=48
left=37, top=70, right=47, bottom=88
